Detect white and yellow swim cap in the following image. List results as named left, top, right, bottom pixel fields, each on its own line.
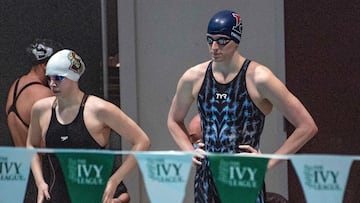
left=46, top=49, right=85, bottom=81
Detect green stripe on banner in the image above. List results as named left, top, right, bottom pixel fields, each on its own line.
left=56, top=152, right=115, bottom=203
left=208, top=154, right=269, bottom=203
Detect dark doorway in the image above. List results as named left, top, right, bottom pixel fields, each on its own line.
left=284, top=1, right=360, bottom=202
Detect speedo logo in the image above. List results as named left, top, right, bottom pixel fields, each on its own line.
left=61, top=136, right=69, bottom=142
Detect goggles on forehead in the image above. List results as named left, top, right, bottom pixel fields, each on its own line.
left=206, top=36, right=231, bottom=45
left=47, top=75, right=65, bottom=82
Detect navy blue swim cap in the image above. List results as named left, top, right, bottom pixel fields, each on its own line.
left=207, top=10, right=243, bottom=44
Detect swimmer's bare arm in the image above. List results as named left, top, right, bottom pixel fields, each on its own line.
left=168, top=65, right=207, bottom=164
left=168, top=68, right=199, bottom=151
left=27, top=99, right=52, bottom=202
left=252, top=65, right=318, bottom=168
left=92, top=98, right=150, bottom=203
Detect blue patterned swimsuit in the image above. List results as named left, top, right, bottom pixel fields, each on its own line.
left=195, top=59, right=265, bottom=203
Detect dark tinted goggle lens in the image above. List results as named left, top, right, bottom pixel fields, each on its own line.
left=47, top=75, right=65, bottom=82
left=206, top=36, right=231, bottom=45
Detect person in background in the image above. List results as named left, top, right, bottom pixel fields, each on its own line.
left=168, top=10, right=317, bottom=202
left=5, top=38, right=63, bottom=203
left=187, top=114, right=202, bottom=144
left=6, top=38, right=63, bottom=147
left=27, top=49, right=150, bottom=203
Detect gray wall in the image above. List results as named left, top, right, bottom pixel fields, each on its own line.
left=118, top=0, right=287, bottom=202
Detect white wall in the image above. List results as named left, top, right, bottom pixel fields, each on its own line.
left=118, top=0, right=287, bottom=202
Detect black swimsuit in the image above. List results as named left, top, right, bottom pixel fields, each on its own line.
left=7, top=78, right=45, bottom=203
left=43, top=94, right=127, bottom=202
left=7, top=78, right=42, bottom=128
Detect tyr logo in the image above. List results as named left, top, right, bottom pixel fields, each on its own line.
left=216, top=93, right=227, bottom=100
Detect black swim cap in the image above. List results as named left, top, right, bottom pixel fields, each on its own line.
left=26, top=38, right=63, bottom=65
left=207, top=10, right=243, bottom=44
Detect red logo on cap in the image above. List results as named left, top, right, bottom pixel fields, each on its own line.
left=68, top=51, right=83, bottom=73
left=232, top=13, right=241, bottom=28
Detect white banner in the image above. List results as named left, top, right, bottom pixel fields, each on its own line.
left=290, top=155, right=354, bottom=203
left=0, top=147, right=36, bottom=203
left=134, top=151, right=193, bottom=203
